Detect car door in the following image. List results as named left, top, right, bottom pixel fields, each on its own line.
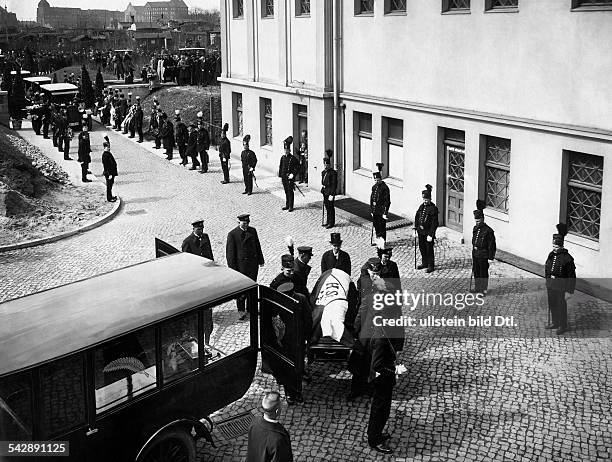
left=258, top=285, right=304, bottom=397
left=154, top=238, right=180, bottom=257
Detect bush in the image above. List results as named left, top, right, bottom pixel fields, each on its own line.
left=80, top=65, right=96, bottom=109
left=95, top=68, right=105, bottom=102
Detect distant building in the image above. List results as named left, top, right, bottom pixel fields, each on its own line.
left=125, top=0, right=189, bottom=23
left=1, top=5, right=18, bottom=31
left=36, top=0, right=123, bottom=30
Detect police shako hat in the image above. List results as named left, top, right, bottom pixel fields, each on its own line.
left=329, top=233, right=342, bottom=245
left=284, top=136, right=293, bottom=150
left=243, top=134, right=251, bottom=144
left=553, top=223, right=568, bottom=246
left=281, top=254, right=294, bottom=268
left=297, top=246, right=313, bottom=256
left=474, top=199, right=485, bottom=219
left=191, top=220, right=204, bottom=228
left=422, top=184, right=433, bottom=199
left=377, top=247, right=393, bottom=258
left=237, top=213, right=250, bottom=222
left=277, top=282, right=295, bottom=295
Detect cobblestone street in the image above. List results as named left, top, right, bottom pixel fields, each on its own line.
left=1, top=125, right=611, bottom=461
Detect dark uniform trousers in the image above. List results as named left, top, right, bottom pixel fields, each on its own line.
left=323, top=195, right=335, bottom=226
left=105, top=176, right=115, bottom=201
left=63, top=136, right=71, bottom=160
left=547, top=288, right=568, bottom=330
left=372, top=215, right=387, bottom=241
left=282, top=177, right=294, bottom=209
left=81, top=162, right=89, bottom=181
left=42, top=118, right=50, bottom=138
left=220, top=156, right=230, bottom=182
left=418, top=234, right=435, bottom=269
left=200, top=151, right=209, bottom=172
left=367, top=373, right=396, bottom=447
left=473, top=258, right=489, bottom=292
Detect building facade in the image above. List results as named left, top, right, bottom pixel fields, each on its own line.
left=36, top=0, right=124, bottom=30
left=220, top=0, right=612, bottom=279
left=126, top=0, right=189, bottom=23
left=1, top=5, right=19, bottom=31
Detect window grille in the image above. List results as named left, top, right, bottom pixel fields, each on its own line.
left=389, top=0, right=407, bottom=11
left=263, top=99, right=272, bottom=146
left=484, top=136, right=511, bottom=212
left=298, top=0, right=311, bottom=15
left=264, top=0, right=274, bottom=17
left=360, top=0, right=375, bottom=14
left=567, top=152, right=603, bottom=240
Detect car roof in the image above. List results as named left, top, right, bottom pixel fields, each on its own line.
left=39, top=83, right=79, bottom=93
left=0, top=253, right=257, bottom=377
left=24, top=76, right=52, bottom=83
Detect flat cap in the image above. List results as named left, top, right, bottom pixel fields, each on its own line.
left=191, top=220, right=204, bottom=228
left=297, top=246, right=313, bottom=255
left=237, top=213, right=250, bottom=221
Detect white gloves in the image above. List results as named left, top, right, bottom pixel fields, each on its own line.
left=249, top=167, right=254, bottom=172
left=288, top=173, right=294, bottom=180
left=395, top=364, right=407, bottom=375
left=426, top=235, right=433, bottom=243
left=382, top=214, right=388, bottom=221
left=413, top=229, right=418, bottom=237
left=330, top=196, right=335, bottom=201
left=222, top=158, right=227, bottom=163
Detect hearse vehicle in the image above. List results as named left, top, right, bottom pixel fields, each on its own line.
left=38, top=83, right=81, bottom=130
left=23, top=76, right=52, bottom=93
left=0, top=240, right=304, bottom=461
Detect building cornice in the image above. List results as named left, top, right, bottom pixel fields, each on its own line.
left=219, top=77, right=334, bottom=99
left=340, top=91, right=612, bottom=142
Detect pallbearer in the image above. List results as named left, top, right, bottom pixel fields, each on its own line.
left=471, top=200, right=496, bottom=295
left=544, top=224, right=576, bottom=335
left=414, top=184, right=439, bottom=273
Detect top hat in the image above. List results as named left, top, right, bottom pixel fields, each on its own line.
left=377, top=246, right=393, bottom=258
left=329, top=233, right=342, bottom=245
left=474, top=199, right=486, bottom=219
left=553, top=223, right=568, bottom=246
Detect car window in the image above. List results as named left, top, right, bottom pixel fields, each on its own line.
left=94, top=328, right=156, bottom=414
left=205, top=294, right=253, bottom=365
left=40, top=355, right=86, bottom=437
left=161, top=313, right=199, bottom=382
left=0, top=372, right=33, bottom=441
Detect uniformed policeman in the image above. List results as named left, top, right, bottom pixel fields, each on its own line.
left=182, top=219, right=214, bottom=260
left=219, top=123, right=231, bottom=183
left=174, top=110, right=188, bottom=165
left=544, top=223, right=576, bottom=335
left=278, top=136, right=299, bottom=212
left=160, top=112, right=175, bottom=160
left=197, top=114, right=211, bottom=173
left=378, top=246, right=401, bottom=291
left=370, top=163, right=391, bottom=242
left=321, top=150, right=338, bottom=229
left=133, top=96, right=144, bottom=142
left=414, top=184, right=439, bottom=273
left=471, top=200, right=496, bottom=295
left=293, top=246, right=313, bottom=298
left=241, top=135, right=258, bottom=195
left=77, top=122, right=92, bottom=182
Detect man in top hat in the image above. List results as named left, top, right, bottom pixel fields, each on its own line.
left=102, top=141, right=118, bottom=202
left=471, top=200, right=496, bottom=295
left=182, top=220, right=214, bottom=260
left=197, top=114, right=210, bottom=173
left=278, top=136, right=299, bottom=212
left=321, top=150, right=338, bottom=229
left=246, top=391, right=293, bottom=462
left=77, top=123, right=92, bottom=182
left=241, top=135, right=258, bottom=195
left=186, top=123, right=200, bottom=170
left=174, top=110, right=189, bottom=166
left=378, top=246, right=400, bottom=291
left=270, top=254, right=296, bottom=291
left=414, top=184, right=439, bottom=273
left=133, top=96, right=144, bottom=142
left=160, top=112, right=175, bottom=160
left=226, top=214, right=265, bottom=320
left=321, top=233, right=351, bottom=275
left=219, top=123, right=231, bottom=183
left=293, top=246, right=313, bottom=298
left=544, top=224, right=576, bottom=335
left=370, top=162, right=391, bottom=242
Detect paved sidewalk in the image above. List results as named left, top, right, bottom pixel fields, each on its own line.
left=1, top=121, right=611, bottom=462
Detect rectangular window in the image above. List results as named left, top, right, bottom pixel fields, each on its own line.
left=94, top=327, right=157, bottom=414
left=384, top=117, right=403, bottom=180
left=572, top=0, right=612, bottom=8
left=233, top=92, right=243, bottom=138
left=0, top=372, right=33, bottom=441
left=484, top=136, right=511, bottom=213
left=263, top=0, right=274, bottom=17
left=566, top=151, right=603, bottom=240
left=355, top=0, right=375, bottom=15
left=296, top=0, right=311, bottom=15
left=161, top=313, right=199, bottom=383
left=232, top=0, right=244, bottom=18
left=260, top=98, right=273, bottom=146
left=355, top=112, right=372, bottom=170
left=442, top=0, right=470, bottom=12
left=40, top=355, right=86, bottom=437
left=385, top=0, right=407, bottom=13
left=485, top=0, right=518, bottom=9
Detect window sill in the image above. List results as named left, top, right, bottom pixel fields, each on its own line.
left=483, top=208, right=509, bottom=223
left=260, top=144, right=273, bottom=151
left=295, top=14, right=311, bottom=18
left=384, top=11, right=407, bottom=16
left=565, top=233, right=600, bottom=251
left=353, top=167, right=372, bottom=179
left=232, top=16, right=244, bottom=20
left=441, top=9, right=471, bottom=15
left=261, top=15, right=275, bottom=20
left=484, top=7, right=519, bottom=13
left=571, top=5, right=612, bottom=12
left=354, top=12, right=375, bottom=17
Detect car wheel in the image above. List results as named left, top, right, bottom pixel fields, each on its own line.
left=140, top=429, right=196, bottom=462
